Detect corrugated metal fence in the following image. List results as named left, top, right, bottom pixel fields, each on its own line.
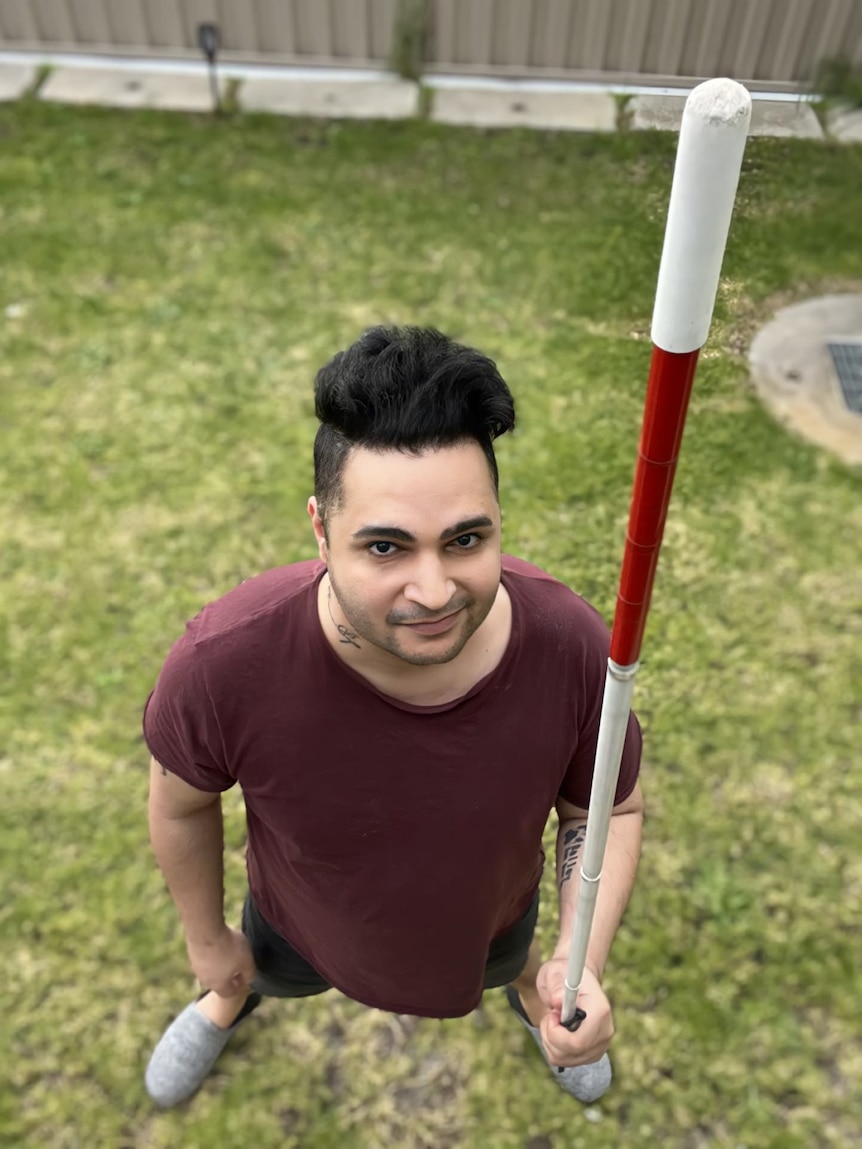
left=1, top=0, right=860, bottom=87
left=0, top=1, right=398, bottom=63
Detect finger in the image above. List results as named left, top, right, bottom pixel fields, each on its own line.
left=546, top=1037, right=610, bottom=1068
left=536, top=969, right=566, bottom=1010
left=239, top=955, right=258, bottom=983
left=545, top=1040, right=606, bottom=1069
left=213, top=975, right=248, bottom=998
left=541, top=1011, right=572, bottom=1065
left=541, top=1012, right=606, bottom=1068
left=231, top=966, right=256, bottom=991
left=560, top=1004, right=587, bottom=1034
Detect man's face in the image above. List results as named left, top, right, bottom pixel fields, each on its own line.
left=310, top=441, right=503, bottom=667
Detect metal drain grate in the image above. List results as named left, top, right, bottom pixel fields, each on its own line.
left=827, top=341, right=862, bottom=413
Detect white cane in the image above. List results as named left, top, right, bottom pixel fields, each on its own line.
left=561, top=78, right=752, bottom=1033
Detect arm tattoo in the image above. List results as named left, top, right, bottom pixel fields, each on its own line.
left=559, top=824, right=587, bottom=889
left=327, top=584, right=361, bottom=649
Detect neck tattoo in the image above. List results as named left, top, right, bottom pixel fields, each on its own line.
left=327, top=583, right=362, bottom=649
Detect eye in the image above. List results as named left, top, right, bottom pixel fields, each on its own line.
left=369, top=541, right=398, bottom=556
left=451, top=533, right=480, bottom=549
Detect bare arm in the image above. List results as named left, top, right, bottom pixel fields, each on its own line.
left=533, top=782, right=644, bottom=1067
left=148, top=756, right=227, bottom=944
left=148, top=757, right=255, bottom=994
left=552, top=782, right=644, bottom=978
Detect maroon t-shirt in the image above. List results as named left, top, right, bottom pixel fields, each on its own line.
left=143, top=555, right=641, bottom=1018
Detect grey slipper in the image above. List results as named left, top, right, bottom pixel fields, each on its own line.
left=505, top=986, right=612, bottom=1103
left=145, top=992, right=261, bottom=1107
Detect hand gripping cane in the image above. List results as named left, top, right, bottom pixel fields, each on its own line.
left=560, top=79, right=752, bottom=1035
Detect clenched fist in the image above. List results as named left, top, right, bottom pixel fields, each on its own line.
left=535, top=960, right=614, bottom=1068
left=186, top=925, right=256, bottom=998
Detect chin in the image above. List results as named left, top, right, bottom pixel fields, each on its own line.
left=393, top=629, right=475, bottom=667
left=395, top=649, right=464, bottom=667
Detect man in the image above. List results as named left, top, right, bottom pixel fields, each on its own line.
left=143, top=326, right=643, bottom=1108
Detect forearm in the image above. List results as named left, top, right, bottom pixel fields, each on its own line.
left=148, top=798, right=227, bottom=945
left=552, top=810, right=643, bottom=978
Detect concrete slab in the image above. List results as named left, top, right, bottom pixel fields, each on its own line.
left=0, top=64, right=36, bottom=101
left=749, top=294, right=862, bottom=466
left=39, top=67, right=214, bottom=112
left=749, top=100, right=822, bottom=139
left=631, top=94, right=823, bottom=138
left=827, top=105, right=862, bottom=144
left=630, top=94, right=686, bottom=132
left=240, top=76, right=418, bottom=119
left=431, top=86, right=616, bottom=132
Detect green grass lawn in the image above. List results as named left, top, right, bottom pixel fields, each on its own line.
left=1, top=97, right=860, bottom=1149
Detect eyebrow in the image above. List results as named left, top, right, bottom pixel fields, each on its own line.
left=352, top=515, right=495, bottom=543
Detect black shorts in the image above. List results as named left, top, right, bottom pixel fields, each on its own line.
left=241, top=888, right=540, bottom=1000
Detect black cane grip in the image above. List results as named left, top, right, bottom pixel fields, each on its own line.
left=557, top=1007, right=587, bottom=1073
left=561, top=1006, right=586, bottom=1033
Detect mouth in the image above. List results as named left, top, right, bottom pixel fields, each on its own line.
left=401, top=608, right=464, bottom=636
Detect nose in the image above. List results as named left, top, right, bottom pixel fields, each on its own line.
left=403, top=554, right=456, bottom=613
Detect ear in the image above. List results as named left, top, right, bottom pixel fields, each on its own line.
left=308, top=497, right=328, bottom=562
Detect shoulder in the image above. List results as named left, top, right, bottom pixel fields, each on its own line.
left=158, top=559, right=324, bottom=682
left=189, top=559, right=325, bottom=645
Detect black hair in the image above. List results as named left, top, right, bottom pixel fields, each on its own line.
left=313, top=326, right=515, bottom=520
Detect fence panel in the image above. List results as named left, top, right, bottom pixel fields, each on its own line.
left=369, top=0, right=396, bottom=58
left=31, top=0, right=76, bottom=42
left=0, top=0, right=395, bottom=63
left=331, top=0, right=368, bottom=60
left=422, top=0, right=862, bottom=84
left=108, top=1, right=150, bottom=47
left=0, top=0, right=859, bottom=83
left=138, top=0, right=185, bottom=50
left=531, top=0, right=573, bottom=71
left=567, top=0, right=613, bottom=74
left=253, top=2, right=297, bottom=56
left=66, top=0, right=109, bottom=43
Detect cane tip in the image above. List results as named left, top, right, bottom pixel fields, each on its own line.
left=685, top=78, right=752, bottom=128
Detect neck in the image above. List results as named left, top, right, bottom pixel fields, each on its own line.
left=326, top=582, right=362, bottom=650
left=317, top=571, right=512, bottom=706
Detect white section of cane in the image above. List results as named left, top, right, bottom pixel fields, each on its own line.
left=561, top=661, right=638, bottom=1025
left=650, top=78, right=751, bottom=354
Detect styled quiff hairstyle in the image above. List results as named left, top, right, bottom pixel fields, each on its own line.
left=313, top=326, right=516, bottom=523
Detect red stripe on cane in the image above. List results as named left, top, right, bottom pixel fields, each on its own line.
left=610, top=347, right=699, bottom=667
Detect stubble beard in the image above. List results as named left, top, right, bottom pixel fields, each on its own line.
left=327, top=570, right=495, bottom=667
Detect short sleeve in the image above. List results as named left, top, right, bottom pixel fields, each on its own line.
left=558, top=708, right=642, bottom=809
left=142, top=626, right=236, bottom=793
left=557, top=601, right=643, bottom=808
